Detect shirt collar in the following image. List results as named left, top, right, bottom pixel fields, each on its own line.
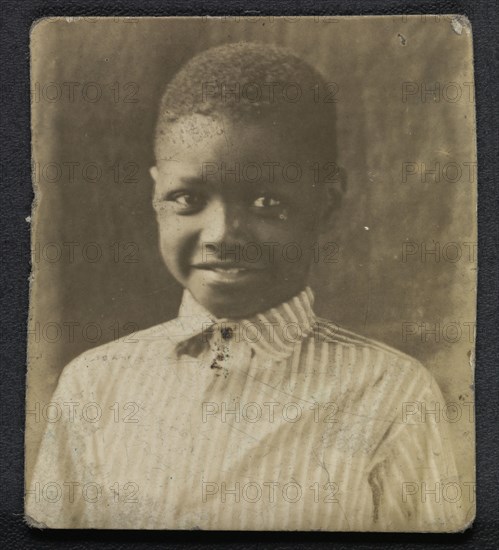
left=175, top=287, right=316, bottom=361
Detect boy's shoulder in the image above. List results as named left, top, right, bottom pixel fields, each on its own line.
left=312, top=315, right=430, bottom=377
left=312, top=316, right=440, bottom=402
left=58, top=316, right=191, bottom=384
left=56, top=312, right=435, bottom=397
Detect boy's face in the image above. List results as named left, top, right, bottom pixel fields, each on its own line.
left=151, top=114, right=334, bottom=319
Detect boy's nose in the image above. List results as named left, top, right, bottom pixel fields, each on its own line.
left=199, top=200, right=246, bottom=246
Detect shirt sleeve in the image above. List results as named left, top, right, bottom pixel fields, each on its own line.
left=25, top=356, right=101, bottom=528
left=367, top=363, right=474, bottom=532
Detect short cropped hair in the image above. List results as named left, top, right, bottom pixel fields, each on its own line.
left=154, top=42, right=337, bottom=169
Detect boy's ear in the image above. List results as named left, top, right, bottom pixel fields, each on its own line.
left=150, top=166, right=161, bottom=215
left=318, top=165, right=346, bottom=234
left=150, top=166, right=159, bottom=186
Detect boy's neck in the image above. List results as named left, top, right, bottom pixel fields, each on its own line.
left=180, top=285, right=312, bottom=321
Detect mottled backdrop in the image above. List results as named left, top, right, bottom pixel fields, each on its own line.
left=27, top=16, right=476, bottom=484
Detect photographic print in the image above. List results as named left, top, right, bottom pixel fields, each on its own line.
left=25, top=15, right=476, bottom=531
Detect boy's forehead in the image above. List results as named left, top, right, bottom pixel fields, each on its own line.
left=156, top=114, right=304, bottom=166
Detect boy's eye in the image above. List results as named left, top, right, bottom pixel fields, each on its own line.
left=252, top=196, right=282, bottom=208
left=166, top=192, right=205, bottom=213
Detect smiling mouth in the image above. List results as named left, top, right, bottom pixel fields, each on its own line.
left=192, top=263, right=264, bottom=272
left=210, top=267, right=250, bottom=274
left=192, top=263, right=265, bottom=282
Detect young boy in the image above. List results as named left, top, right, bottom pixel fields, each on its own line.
left=26, top=42, right=467, bottom=531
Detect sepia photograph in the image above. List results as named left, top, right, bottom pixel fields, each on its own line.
left=25, top=15, right=476, bottom=532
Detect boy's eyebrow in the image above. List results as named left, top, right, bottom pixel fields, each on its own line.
left=163, top=175, right=209, bottom=186
left=171, top=174, right=305, bottom=196
left=179, top=176, right=206, bottom=185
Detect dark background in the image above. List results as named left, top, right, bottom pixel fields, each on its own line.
left=2, top=0, right=498, bottom=548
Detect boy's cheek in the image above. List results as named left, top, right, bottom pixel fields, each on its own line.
left=157, top=231, right=191, bottom=276
left=156, top=213, right=319, bottom=271
left=266, top=224, right=320, bottom=255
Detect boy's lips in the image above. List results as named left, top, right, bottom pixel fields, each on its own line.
left=192, top=262, right=265, bottom=271
left=191, top=262, right=267, bottom=284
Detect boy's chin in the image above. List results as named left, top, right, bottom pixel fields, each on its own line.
left=188, top=284, right=306, bottom=320
left=180, top=267, right=312, bottom=319
left=194, top=292, right=267, bottom=320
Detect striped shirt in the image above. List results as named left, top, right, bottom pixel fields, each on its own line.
left=25, top=287, right=468, bottom=531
